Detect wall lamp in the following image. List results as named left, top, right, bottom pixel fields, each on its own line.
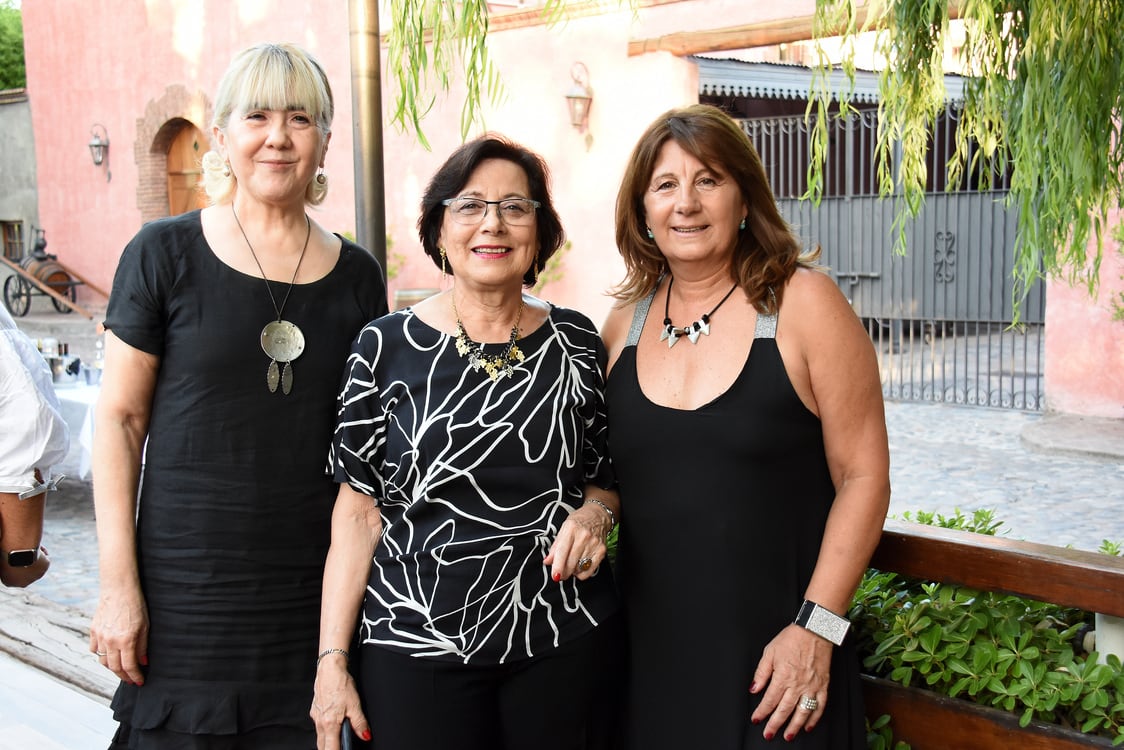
left=89, top=123, right=111, bottom=182
left=564, top=62, right=593, bottom=132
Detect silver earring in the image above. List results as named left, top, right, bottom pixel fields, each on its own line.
left=316, top=169, right=326, bottom=185
left=739, top=218, right=746, bottom=230
left=222, top=162, right=231, bottom=178
left=646, top=228, right=654, bottom=239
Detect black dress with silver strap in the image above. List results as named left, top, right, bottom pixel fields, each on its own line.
left=607, top=288, right=866, bottom=749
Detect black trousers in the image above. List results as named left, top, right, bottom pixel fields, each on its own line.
left=358, top=616, right=623, bottom=750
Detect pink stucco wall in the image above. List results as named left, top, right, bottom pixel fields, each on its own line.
left=1044, top=209, right=1124, bottom=418
left=380, top=9, right=701, bottom=323
left=22, top=0, right=358, bottom=304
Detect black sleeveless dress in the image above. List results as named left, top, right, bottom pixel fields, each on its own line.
left=606, top=298, right=866, bottom=749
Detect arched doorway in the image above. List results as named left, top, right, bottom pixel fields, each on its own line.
left=166, top=124, right=209, bottom=215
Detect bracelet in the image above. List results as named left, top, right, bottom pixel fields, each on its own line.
left=583, top=497, right=616, bottom=534
left=794, top=600, right=851, bottom=646
left=316, top=647, right=349, bottom=667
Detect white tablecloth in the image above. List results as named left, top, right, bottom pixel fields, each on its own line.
left=54, top=383, right=99, bottom=479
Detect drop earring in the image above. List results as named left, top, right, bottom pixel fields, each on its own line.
left=646, top=227, right=654, bottom=239
left=440, top=247, right=448, bottom=279
left=222, top=162, right=232, bottom=178
left=739, top=218, right=746, bottom=230
left=316, top=169, right=327, bottom=185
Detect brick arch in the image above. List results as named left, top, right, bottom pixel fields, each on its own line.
left=134, top=84, right=213, bottom=223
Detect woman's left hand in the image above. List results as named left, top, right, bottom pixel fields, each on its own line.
left=748, top=624, right=832, bottom=741
left=544, top=503, right=609, bottom=582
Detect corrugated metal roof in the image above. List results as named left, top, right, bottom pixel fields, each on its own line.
left=694, top=58, right=964, bottom=103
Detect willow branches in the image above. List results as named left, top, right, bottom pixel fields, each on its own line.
left=809, top=0, right=1124, bottom=308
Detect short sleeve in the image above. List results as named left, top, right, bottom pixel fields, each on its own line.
left=103, top=220, right=179, bottom=356
left=579, top=320, right=616, bottom=492
left=329, top=322, right=388, bottom=501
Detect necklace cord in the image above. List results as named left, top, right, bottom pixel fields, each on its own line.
left=663, top=277, right=739, bottom=333
left=233, top=206, right=312, bottom=322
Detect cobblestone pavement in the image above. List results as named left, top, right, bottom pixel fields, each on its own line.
left=27, top=400, right=1124, bottom=619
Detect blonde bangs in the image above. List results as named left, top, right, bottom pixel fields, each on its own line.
left=214, top=43, right=333, bottom=133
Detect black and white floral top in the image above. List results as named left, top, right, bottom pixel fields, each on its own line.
left=331, top=304, right=618, bottom=664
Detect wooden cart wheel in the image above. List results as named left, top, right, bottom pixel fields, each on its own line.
left=3, top=275, right=31, bottom=317
left=51, top=283, right=76, bottom=314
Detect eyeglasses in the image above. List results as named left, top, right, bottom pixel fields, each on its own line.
left=441, top=197, right=541, bottom=226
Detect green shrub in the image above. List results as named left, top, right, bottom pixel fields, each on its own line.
left=854, top=509, right=1124, bottom=746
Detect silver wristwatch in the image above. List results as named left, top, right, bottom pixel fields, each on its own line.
left=794, top=600, right=851, bottom=646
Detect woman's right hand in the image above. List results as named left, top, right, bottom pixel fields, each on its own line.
left=311, top=656, right=371, bottom=750
left=89, top=581, right=149, bottom=686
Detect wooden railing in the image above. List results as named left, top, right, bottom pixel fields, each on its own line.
left=861, top=520, right=1124, bottom=749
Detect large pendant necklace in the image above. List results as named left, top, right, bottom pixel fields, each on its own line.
left=660, top=277, right=739, bottom=348
left=451, top=293, right=526, bottom=382
left=233, top=206, right=311, bottom=394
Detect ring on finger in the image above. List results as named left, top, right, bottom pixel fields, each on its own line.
left=577, top=557, right=593, bottom=572
left=799, top=695, right=818, bottom=711
left=95, top=651, right=107, bottom=657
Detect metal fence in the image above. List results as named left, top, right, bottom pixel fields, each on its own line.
left=740, top=108, right=1045, bottom=410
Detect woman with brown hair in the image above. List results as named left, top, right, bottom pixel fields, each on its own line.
left=311, top=134, right=621, bottom=750
left=603, top=104, right=890, bottom=749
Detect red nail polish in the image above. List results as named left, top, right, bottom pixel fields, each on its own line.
left=784, top=733, right=794, bottom=742
left=361, top=729, right=371, bottom=741
left=764, top=731, right=774, bottom=741
left=552, top=572, right=561, bottom=582
left=749, top=682, right=758, bottom=692
left=751, top=718, right=761, bottom=725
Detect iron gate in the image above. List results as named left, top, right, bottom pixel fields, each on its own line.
left=740, top=108, right=1045, bottom=410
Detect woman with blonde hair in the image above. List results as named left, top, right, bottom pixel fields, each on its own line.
left=89, top=43, right=387, bottom=748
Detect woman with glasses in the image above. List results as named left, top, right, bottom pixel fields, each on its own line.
left=310, top=134, right=622, bottom=750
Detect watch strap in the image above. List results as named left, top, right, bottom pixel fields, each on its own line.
left=795, top=599, right=850, bottom=646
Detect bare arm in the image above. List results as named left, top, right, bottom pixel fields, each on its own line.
left=311, top=483, right=382, bottom=750
left=793, top=270, right=890, bottom=615
left=751, top=269, right=890, bottom=740
left=89, top=330, right=159, bottom=685
left=600, top=302, right=635, bottom=376
left=0, top=490, right=50, bottom=587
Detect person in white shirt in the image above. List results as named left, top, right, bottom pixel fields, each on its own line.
left=0, top=302, right=69, bottom=587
